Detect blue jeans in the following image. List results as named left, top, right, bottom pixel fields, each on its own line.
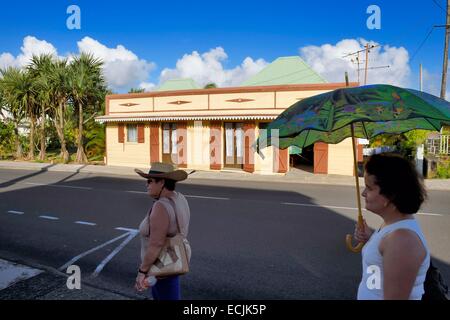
left=151, top=276, right=180, bottom=300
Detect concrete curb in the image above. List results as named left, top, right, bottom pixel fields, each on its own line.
left=0, top=251, right=143, bottom=300
left=1, top=160, right=450, bottom=191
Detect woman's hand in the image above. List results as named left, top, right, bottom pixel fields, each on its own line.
left=354, top=219, right=373, bottom=243
left=135, top=272, right=149, bottom=292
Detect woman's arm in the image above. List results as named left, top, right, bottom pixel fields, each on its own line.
left=139, top=201, right=170, bottom=272
left=381, top=229, right=426, bottom=300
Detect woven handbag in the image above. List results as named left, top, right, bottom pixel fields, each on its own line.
left=148, top=197, right=191, bottom=277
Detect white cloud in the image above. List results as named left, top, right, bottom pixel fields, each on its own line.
left=0, top=36, right=156, bottom=92
left=139, top=82, right=156, bottom=92
left=0, top=53, right=16, bottom=70
left=299, top=38, right=411, bottom=87
left=0, top=36, right=59, bottom=69
left=159, top=47, right=268, bottom=87
left=421, top=68, right=450, bottom=100
left=76, top=37, right=156, bottom=92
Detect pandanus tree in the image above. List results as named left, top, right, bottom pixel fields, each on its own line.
left=28, top=54, right=54, bottom=161
left=68, top=53, right=106, bottom=163
left=47, top=59, right=71, bottom=163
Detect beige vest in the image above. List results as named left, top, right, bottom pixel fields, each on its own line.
left=139, top=192, right=190, bottom=262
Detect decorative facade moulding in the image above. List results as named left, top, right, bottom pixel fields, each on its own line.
left=168, top=100, right=192, bottom=105
left=226, top=98, right=255, bottom=103
left=95, top=115, right=278, bottom=123
left=119, top=103, right=140, bottom=107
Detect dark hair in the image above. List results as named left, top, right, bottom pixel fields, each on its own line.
left=364, top=153, right=426, bottom=214
left=152, top=177, right=176, bottom=191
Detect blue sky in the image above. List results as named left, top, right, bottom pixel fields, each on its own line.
left=0, top=0, right=447, bottom=94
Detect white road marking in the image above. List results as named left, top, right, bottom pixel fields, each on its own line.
left=417, top=212, right=443, bottom=217
left=125, top=191, right=230, bottom=200
left=115, top=227, right=139, bottom=232
left=7, top=210, right=24, bottom=215
left=0, top=259, right=43, bottom=290
left=282, top=202, right=363, bottom=211
left=39, top=215, right=59, bottom=221
left=75, top=221, right=97, bottom=226
left=58, top=229, right=137, bottom=273
left=282, top=202, right=443, bottom=216
left=91, top=230, right=139, bottom=278
left=24, top=182, right=92, bottom=190
left=185, top=195, right=230, bottom=200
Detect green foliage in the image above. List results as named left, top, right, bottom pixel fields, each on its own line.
left=0, top=121, right=15, bottom=158
left=436, top=157, right=450, bottom=179
left=128, top=88, right=145, bottom=93
left=0, top=53, right=108, bottom=164
left=204, top=83, right=217, bottom=89
left=369, top=130, right=430, bottom=159
left=85, top=121, right=105, bottom=162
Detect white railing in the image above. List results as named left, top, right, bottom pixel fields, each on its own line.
left=427, top=135, right=450, bottom=155
left=440, top=135, right=450, bottom=155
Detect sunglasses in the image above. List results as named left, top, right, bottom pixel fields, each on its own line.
left=146, top=178, right=160, bottom=185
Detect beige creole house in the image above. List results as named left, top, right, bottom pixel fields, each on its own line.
left=95, top=57, right=361, bottom=175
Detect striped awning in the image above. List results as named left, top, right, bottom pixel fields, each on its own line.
left=95, top=115, right=278, bottom=123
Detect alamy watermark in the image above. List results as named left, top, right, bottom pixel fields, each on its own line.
left=66, top=5, right=81, bottom=30
left=159, top=121, right=282, bottom=171
left=366, top=265, right=381, bottom=290
left=66, top=265, right=81, bottom=290
left=366, top=5, right=381, bottom=30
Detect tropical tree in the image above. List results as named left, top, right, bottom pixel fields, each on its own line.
left=47, top=59, right=71, bottom=163
left=28, top=54, right=54, bottom=161
left=68, top=53, right=106, bottom=163
left=128, top=87, right=145, bottom=93
left=0, top=68, right=26, bottom=158
left=204, top=83, right=217, bottom=89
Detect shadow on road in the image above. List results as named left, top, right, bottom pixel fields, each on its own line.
left=0, top=164, right=56, bottom=189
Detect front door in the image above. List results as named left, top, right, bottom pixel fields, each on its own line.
left=162, top=123, right=177, bottom=164
left=224, top=122, right=244, bottom=169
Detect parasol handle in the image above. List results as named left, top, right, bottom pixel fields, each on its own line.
left=345, top=123, right=365, bottom=253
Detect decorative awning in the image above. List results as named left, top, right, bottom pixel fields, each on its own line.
left=95, top=115, right=278, bottom=123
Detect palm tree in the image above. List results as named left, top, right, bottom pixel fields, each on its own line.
left=68, top=53, right=106, bottom=163
left=28, top=54, right=54, bottom=161
left=0, top=68, right=26, bottom=159
left=48, top=59, right=71, bottom=163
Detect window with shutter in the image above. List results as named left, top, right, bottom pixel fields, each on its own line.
left=127, top=124, right=138, bottom=142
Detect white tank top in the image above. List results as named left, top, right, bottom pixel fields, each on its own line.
left=357, top=218, right=430, bottom=300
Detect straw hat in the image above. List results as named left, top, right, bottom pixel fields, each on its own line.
left=134, top=162, right=188, bottom=181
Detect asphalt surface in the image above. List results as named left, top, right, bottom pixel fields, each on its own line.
left=1, top=168, right=449, bottom=299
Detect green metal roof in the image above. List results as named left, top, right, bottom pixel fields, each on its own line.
left=241, top=56, right=327, bottom=86
left=156, top=78, right=200, bottom=91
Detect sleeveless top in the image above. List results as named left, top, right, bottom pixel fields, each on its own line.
left=357, top=218, right=430, bottom=300
left=139, top=192, right=190, bottom=262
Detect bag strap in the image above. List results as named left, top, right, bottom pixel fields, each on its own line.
left=148, top=196, right=182, bottom=235
left=165, top=196, right=182, bottom=234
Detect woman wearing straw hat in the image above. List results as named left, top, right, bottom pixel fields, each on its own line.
left=134, top=162, right=191, bottom=300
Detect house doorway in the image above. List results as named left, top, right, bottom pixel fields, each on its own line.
left=162, top=123, right=177, bottom=164
left=223, top=122, right=244, bottom=169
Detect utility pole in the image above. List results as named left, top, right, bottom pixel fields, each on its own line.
left=440, top=0, right=450, bottom=99
left=364, top=44, right=370, bottom=85
left=342, top=44, right=381, bottom=85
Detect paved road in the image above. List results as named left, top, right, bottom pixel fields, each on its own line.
left=1, top=168, right=449, bottom=299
